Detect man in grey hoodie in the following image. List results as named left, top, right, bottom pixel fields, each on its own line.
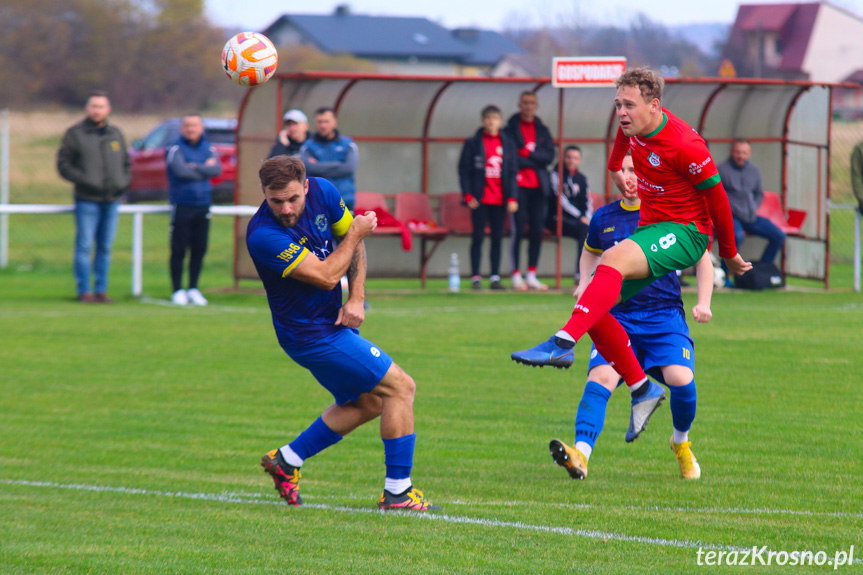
left=716, top=139, right=785, bottom=267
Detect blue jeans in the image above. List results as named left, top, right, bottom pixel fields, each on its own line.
left=733, top=216, right=786, bottom=264
left=74, top=200, right=120, bottom=295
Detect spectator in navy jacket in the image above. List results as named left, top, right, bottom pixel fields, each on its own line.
left=547, top=146, right=593, bottom=283
left=458, top=105, right=519, bottom=290
left=300, top=107, right=359, bottom=211
left=166, top=113, right=222, bottom=306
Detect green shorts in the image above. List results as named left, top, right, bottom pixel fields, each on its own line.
left=620, top=222, right=709, bottom=302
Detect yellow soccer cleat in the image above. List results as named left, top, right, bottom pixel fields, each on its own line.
left=549, top=439, right=588, bottom=480
left=670, top=437, right=701, bottom=480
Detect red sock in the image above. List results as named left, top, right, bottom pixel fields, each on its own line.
left=588, top=313, right=647, bottom=386
left=561, top=265, right=623, bottom=341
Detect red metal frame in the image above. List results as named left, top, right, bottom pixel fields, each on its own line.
left=234, top=72, right=850, bottom=288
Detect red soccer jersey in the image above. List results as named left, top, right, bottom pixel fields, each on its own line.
left=482, top=133, right=504, bottom=205
left=615, top=109, right=720, bottom=235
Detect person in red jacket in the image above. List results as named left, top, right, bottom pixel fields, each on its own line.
left=513, top=67, right=751, bottom=439
left=458, top=105, right=519, bottom=290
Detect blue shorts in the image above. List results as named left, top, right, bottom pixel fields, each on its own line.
left=284, top=328, right=394, bottom=405
left=587, top=307, right=694, bottom=385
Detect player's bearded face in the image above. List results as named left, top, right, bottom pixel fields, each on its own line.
left=614, top=85, right=657, bottom=137
left=264, top=180, right=309, bottom=228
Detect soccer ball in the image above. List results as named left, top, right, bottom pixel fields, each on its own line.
left=221, top=32, right=278, bottom=87
left=713, top=266, right=727, bottom=288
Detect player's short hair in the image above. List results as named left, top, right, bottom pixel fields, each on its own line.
left=481, top=105, right=501, bottom=118
left=86, top=89, right=109, bottom=103
left=182, top=112, right=202, bottom=120
left=259, top=155, right=306, bottom=191
left=615, top=67, right=664, bottom=104
left=564, top=145, right=581, bottom=155
left=731, top=137, right=751, bottom=147
left=315, top=106, right=336, bottom=117
left=519, top=90, right=537, bottom=101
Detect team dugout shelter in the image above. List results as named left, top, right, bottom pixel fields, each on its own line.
left=234, top=71, right=841, bottom=288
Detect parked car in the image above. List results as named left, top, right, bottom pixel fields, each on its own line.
left=127, top=117, right=237, bottom=203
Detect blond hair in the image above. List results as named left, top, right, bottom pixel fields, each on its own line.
left=615, top=67, right=664, bottom=104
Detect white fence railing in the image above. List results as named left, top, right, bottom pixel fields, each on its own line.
left=828, top=202, right=862, bottom=293
left=0, top=204, right=258, bottom=296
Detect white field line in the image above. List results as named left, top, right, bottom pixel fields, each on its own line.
left=2, top=478, right=860, bottom=563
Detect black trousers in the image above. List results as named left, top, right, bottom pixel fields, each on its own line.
left=470, top=203, right=507, bottom=277
left=510, top=186, right=547, bottom=272
left=170, top=205, right=210, bottom=291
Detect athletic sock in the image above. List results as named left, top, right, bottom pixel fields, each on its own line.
left=561, top=265, right=623, bottom=341
left=278, top=445, right=304, bottom=468
left=554, top=329, right=575, bottom=343
left=384, top=477, right=412, bottom=495
left=670, top=379, right=697, bottom=443
left=285, top=417, right=343, bottom=465
left=586, top=313, right=648, bottom=386
left=383, top=433, right=415, bottom=493
left=490, top=274, right=501, bottom=282
left=574, top=381, right=612, bottom=461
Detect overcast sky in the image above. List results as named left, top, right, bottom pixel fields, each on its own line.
left=206, top=0, right=863, bottom=31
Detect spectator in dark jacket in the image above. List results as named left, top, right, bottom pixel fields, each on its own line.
left=547, top=145, right=593, bottom=283
left=166, top=113, right=222, bottom=306
left=300, top=107, right=359, bottom=211
left=57, top=89, right=131, bottom=303
left=458, top=105, right=519, bottom=290
left=268, top=109, right=309, bottom=158
left=504, top=91, right=555, bottom=291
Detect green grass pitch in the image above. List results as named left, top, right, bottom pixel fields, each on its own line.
left=1, top=266, right=861, bottom=573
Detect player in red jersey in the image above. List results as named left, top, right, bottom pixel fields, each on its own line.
left=513, top=67, right=751, bottom=439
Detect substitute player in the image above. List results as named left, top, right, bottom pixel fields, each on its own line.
left=549, top=152, right=711, bottom=481
left=247, top=155, right=440, bottom=511
left=513, top=67, right=750, bottom=439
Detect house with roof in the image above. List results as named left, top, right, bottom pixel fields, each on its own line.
left=262, top=5, right=524, bottom=76
left=724, top=1, right=863, bottom=83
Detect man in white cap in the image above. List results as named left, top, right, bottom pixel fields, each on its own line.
left=269, top=109, right=309, bottom=158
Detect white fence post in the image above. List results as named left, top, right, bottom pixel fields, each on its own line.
left=133, top=211, right=144, bottom=297
left=1, top=109, right=9, bottom=269
left=855, top=209, right=861, bottom=293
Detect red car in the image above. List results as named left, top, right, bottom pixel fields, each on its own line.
left=127, top=117, right=237, bottom=203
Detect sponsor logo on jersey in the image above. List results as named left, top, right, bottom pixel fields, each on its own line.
left=370, top=346, right=381, bottom=357
left=603, top=226, right=615, bottom=233
left=277, top=244, right=303, bottom=262
left=637, top=177, right=665, bottom=193
left=648, top=152, right=661, bottom=167
left=688, top=157, right=712, bottom=175
left=315, top=214, right=328, bottom=232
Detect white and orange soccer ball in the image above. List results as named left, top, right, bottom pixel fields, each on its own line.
left=221, top=32, right=278, bottom=87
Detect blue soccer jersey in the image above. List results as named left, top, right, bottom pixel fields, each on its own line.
left=246, top=177, right=353, bottom=349
left=584, top=200, right=683, bottom=317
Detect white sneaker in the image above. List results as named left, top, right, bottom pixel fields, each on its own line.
left=526, top=274, right=549, bottom=291
left=171, top=289, right=189, bottom=306
left=186, top=288, right=208, bottom=306
left=511, top=272, right=527, bottom=291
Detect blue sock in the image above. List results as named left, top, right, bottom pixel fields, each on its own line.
left=382, top=433, right=415, bottom=480
left=574, top=381, right=612, bottom=452
left=669, top=379, right=697, bottom=433
left=288, top=417, right=343, bottom=461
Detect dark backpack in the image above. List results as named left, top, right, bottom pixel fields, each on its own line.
left=734, top=261, right=785, bottom=290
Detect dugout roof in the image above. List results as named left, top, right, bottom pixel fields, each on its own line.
left=234, top=72, right=842, bottom=284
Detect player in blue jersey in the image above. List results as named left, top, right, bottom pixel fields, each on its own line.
left=549, top=152, right=713, bottom=480
left=247, top=155, right=440, bottom=511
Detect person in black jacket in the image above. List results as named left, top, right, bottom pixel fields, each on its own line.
left=268, top=109, right=309, bottom=158
left=546, top=146, right=593, bottom=283
left=458, top=105, right=519, bottom=290
left=57, top=90, right=131, bottom=303
left=504, top=91, right=555, bottom=291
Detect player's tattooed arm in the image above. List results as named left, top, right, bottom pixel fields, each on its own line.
left=346, top=240, right=367, bottom=292
left=336, top=240, right=367, bottom=328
